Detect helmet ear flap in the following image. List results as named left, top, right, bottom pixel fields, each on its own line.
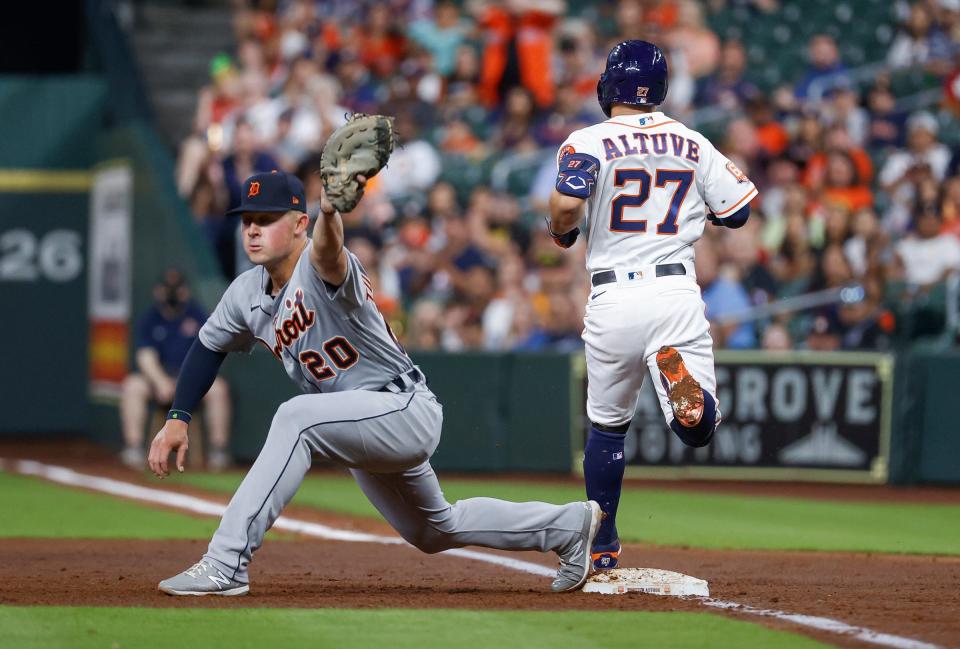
left=597, top=75, right=613, bottom=117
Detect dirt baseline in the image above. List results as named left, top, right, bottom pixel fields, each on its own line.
left=1, top=538, right=957, bottom=649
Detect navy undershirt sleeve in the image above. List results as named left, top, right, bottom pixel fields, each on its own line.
left=721, top=204, right=750, bottom=229
left=171, top=338, right=227, bottom=415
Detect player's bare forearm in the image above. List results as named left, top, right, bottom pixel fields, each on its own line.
left=549, top=190, right=586, bottom=234
left=310, top=205, right=348, bottom=286
left=311, top=175, right=369, bottom=285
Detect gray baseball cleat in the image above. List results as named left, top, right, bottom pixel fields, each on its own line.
left=551, top=500, right=602, bottom=592
left=158, top=560, right=249, bottom=596
left=119, top=447, right=146, bottom=470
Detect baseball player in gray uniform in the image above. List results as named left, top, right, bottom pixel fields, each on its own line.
left=149, top=170, right=600, bottom=595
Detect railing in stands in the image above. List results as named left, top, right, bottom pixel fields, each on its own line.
left=84, top=0, right=154, bottom=126
left=713, top=285, right=865, bottom=326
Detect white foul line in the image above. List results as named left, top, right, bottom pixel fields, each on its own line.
left=9, top=460, right=550, bottom=576
left=700, top=600, right=939, bottom=649
left=6, top=460, right=939, bottom=649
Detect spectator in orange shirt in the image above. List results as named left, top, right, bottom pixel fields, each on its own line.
left=356, top=4, right=407, bottom=78
left=803, top=125, right=873, bottom=190
left=473, top=1, right=562, bottom=109
left=821, top=151, right=874, bottom=212
left=643, top=0, right=680, bottom=31
left=747, top=96, right=789, bottom=158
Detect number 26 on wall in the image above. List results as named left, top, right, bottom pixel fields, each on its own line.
left=610, top=168, right=693, bottom=234
left=0, top=229, right=83, bottom=282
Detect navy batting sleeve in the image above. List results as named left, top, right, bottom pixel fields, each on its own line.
left=707, top=204, right=751, bottom=229
left=168, top=339, right=227, bottom=423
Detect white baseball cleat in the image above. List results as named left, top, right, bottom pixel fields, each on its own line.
left=158, top=560, right=249, bottom=596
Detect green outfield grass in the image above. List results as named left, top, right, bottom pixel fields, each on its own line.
left=181, top=472, right=960, bottom=555
left=0, top=607, right=832, bottom=649
left=0, top=472, right=219, bottom=539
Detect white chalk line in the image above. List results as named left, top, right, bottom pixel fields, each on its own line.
left=5, top=460, right=939, bottom=649
left=9, top=460, right=552, bottom=577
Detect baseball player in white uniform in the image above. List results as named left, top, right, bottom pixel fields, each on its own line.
left=547, top=41, right=758, bottom=570
left=149, top=170, right=601, bottom=595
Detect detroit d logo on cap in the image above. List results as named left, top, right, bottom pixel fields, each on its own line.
left=248, top=181, right=261, bottom=197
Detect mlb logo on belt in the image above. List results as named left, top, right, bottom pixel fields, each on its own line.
left=627, top=271, right=643, bottom=280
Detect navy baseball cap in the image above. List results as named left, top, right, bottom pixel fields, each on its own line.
left=226, top=170, right=306, bottom=215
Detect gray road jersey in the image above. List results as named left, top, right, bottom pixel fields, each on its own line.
left=199, top=243, right=413, bottom=393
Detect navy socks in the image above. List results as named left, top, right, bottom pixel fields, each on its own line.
left=583, top=425, right=626, bottom=546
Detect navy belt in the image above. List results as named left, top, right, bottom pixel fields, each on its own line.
left=378, top=368, right=424, bottom=394
left=591, top=263, right=686, bottom=287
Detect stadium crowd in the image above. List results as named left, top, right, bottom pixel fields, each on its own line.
left=175, top=0, right=960, bottom=352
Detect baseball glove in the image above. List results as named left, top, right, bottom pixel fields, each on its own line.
left=320, top=113, right=395, bottom=213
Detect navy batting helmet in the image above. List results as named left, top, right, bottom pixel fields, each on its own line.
left=597, top=40, right=669, bottom=117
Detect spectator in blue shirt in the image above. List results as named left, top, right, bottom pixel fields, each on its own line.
left=408, top=1, right=470, bottom=77
left=696, top=243, right=757, bottom=349
left=694, top=40, right=760, bottom=110
left=794, top=34, right=850, bottom=100
left=119, top=270, right=232, bottom=471
left=514, top=292, right=583, bottom=352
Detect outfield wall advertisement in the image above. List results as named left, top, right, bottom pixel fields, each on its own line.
left=604, top=352, right=894, bottom=483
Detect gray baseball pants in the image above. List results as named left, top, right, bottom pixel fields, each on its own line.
left=203, top=385, right=586, bottom=583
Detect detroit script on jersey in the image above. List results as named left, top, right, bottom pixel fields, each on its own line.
left=558, top=111, right=758, bottom=271
left=198, top=245, right=413, bottom=394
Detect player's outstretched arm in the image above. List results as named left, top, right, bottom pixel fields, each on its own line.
left=315, top=113, right=393, bottom=279
left=310, top=189, right=348, bottom=286
left=309, top=175, right=367, bottom=286
left=148, top=339, right=226, bottom=478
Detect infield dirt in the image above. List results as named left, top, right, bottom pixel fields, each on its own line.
left=2, top=440, right=958, bottom=649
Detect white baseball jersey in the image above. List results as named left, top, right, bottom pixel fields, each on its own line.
left=557, top=111, right=758, bottom=272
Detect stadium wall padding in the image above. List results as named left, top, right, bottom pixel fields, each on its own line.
left=416, top=352, right=580, bottom=473
left=890, top=350, right=960, bottom=484
left=0, top=76, right=106, bottom=169
left=0, top=76, right=106, bottom=436
left=221, top=352, right=580, bottom=474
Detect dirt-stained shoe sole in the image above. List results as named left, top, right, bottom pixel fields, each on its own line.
left=656, top=346, right=704, bottom=427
